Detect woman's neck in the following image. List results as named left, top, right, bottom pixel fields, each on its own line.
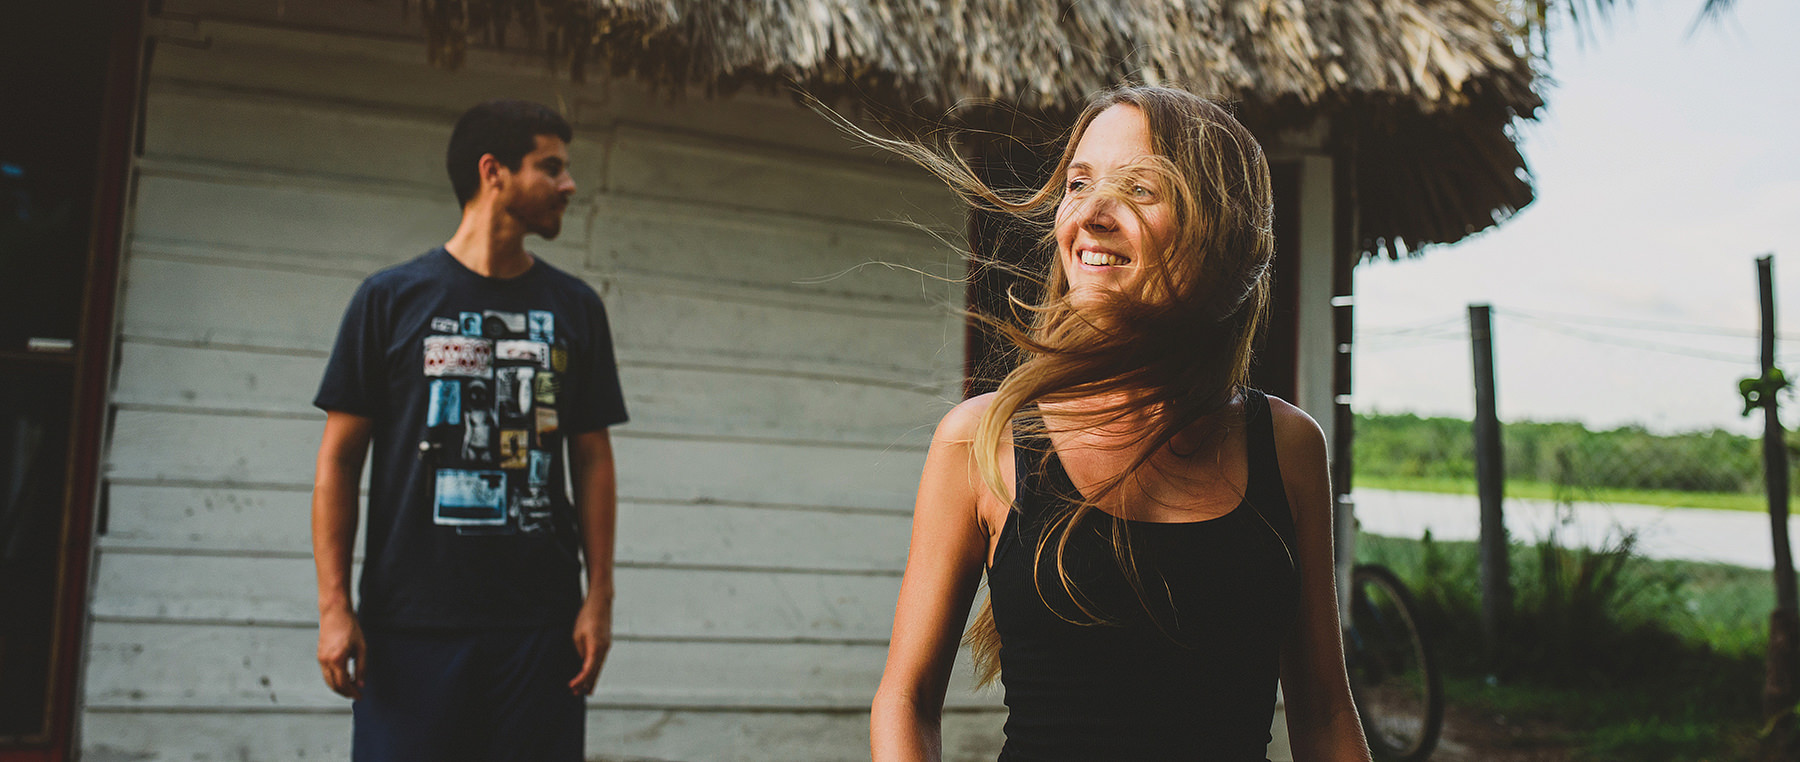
left=1039, top=388, right=1240, bottom=450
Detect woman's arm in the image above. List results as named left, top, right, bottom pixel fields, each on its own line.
left=872, top=396, right=1000, bottom=762
left=1269, top=398, right=1372, bottom=762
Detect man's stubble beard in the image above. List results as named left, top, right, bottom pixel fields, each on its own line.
left=507, top=196, right=565, bottom=240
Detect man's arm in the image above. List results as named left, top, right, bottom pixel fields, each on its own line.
left=567, top=428, right=618, bottom=696
left=313, top=410, right=373, bottom=699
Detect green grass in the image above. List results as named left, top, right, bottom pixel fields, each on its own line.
left=1355, top=533, right=1771, bottom=760
left=1354, top=473, right=1772, bottom=513
left=1440, top=674, right=1758, bottom=762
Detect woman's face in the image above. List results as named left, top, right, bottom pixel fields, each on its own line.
left=1054, top=104, right=1176, bottom=307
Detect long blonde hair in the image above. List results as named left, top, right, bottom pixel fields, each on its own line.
left=860, top=86, right=1275, bottom=685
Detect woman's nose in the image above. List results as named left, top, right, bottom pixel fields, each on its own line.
left=1081, top=196, right=1119, bottom=232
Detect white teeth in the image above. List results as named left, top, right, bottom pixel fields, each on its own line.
left=1080, top=250, right=1128, bottom=266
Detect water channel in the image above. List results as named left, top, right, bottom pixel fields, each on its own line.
left=1352, top=488, right=1796, bottom=570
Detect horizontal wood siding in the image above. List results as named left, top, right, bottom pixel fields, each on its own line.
left=81, top=710, right=1009, bottom=762
left=87, top=17, right=983, bottom=761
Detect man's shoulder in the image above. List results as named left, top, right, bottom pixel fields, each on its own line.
left=360, top=249, right=449, bottom=292
left=530, top=255, right=602, bottom=301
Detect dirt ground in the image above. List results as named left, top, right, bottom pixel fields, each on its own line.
left=1429, top=702, right=1573, bottom=762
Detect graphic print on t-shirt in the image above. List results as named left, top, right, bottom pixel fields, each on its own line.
left=423, top=309, right=561, bottom=535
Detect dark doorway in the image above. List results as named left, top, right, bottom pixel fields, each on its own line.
left=963, top=132, right=1057, bottom=398
left=1252, top=162, right=1302, bottom=400
left=0, top=0, right=140, bottom=754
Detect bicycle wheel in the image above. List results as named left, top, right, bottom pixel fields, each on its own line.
left=1345, top=563, right=1444, bottom=762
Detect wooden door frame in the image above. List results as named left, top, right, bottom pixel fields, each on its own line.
left=0, top=1, right=145, bottom=758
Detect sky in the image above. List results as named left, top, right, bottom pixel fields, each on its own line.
left=1352, top=0, right=1800, bottom=435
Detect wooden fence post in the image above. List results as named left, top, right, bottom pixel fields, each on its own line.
left=1755, top=255, right=1799, bottom=761
left=1469, top=303, right=1510, bottom=659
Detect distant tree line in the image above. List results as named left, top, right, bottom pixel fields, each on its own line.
left=1353, top=413, right=1786, bottom=494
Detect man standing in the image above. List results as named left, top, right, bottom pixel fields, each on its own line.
left=311, top=100, right=627, bottom=761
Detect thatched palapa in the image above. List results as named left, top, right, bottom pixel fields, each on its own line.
left=413, top=0, right=1544, bottom=257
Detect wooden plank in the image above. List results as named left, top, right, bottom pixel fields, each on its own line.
left=91, top=554, right=904, bottom=641
left=102, top=485, right=911, bottom=570
left=144, top=14, right=900, bottom=159
left=82, top=622, right=998, bottom=710
left=141, top=82, right=955, bottom=265
left=105, top=410, right=924, bottom=509
left=612, top=436, right=921, bottom=511
left=101, top=484, right=314, bottom=553
left=80, top=711, right=353, bottom=762
left=147, top=20, right=925, bottom=163
left=618, top=364, right=943, bottom=446
left=130, top=171, right=470, bottom=264
left=110, top=340, right=949, bottom=444
left=118, top=255, right=365, bottom=354
left=591, top=195, right=958, bottom=304
left=1270, top=711, right=1294, bottom=761
left=79, top=707, right=1010, bottom=762
left=90, top=551, right=349, bottom=626
left=112, top=340, right=328, bottom=415
left=605, top=283, right=948, bottom=378
left=117, top=257, right=954, bottom=383
left=147, top=29, right=572, bottom=129
left=613, top=501, right=909, bottom=572
left=138, top=85, right=611, bottom=224
left=609, top=125, right=958, bottom=228
left=143, top=82, right=454, bottom=191
left=106, top=410, right=323, bottom=486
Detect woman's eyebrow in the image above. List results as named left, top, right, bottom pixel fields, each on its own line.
left=1067, top=161, right=1092, bottom=174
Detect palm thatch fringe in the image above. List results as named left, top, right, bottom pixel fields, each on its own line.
left=410, top=0, right=1543, bottom=257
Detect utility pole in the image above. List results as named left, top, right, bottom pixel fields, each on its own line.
left=1753, top=255, right=1799, bottom=761
left=1470, top=304, right=1510, bottom=658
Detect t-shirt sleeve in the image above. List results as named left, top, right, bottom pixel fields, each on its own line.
left=314, top=278, right=388, bottom=417
left=562, top=291, right=629, bottom=433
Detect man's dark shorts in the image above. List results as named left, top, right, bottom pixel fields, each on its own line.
left=353, top=625, right=584, bottom=762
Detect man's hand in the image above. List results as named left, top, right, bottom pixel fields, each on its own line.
left=569, top=598, right=612, bottom=695
left=313, top=411, right=371, bottom=700
left=568, top=429, right=618, bottom=696
left=318, top=607, right=367, bottom=699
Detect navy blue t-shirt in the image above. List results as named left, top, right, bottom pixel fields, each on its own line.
left=315, top=248, right=628, bottom=629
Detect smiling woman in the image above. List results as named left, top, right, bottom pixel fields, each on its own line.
left=866, top=86, right=1373, bottom=762
left=1054, top=104, right=1176, bottom=307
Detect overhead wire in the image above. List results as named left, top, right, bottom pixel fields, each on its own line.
left=1500, top=306, right=1800, bottom=343
left=1504, top=318, right=1754, bottom=364
left=1357, top=308, right=1773, bottom=364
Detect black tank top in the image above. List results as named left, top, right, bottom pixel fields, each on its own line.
left=988, top=390, right=1301, bottom=761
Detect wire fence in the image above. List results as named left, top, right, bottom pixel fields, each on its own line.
left=1360, top=307, right=1800, bottom=364
left=1355, top=307, right=1790, bottom=510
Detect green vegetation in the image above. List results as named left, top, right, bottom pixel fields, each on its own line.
left=1353, top=412, right=1789, bottom=511
left=1353, top=413, right=1785, bottom=755
left=1359, top=532, right=1769, bottom=760
left=1354, top=474, right=1769, bottom=512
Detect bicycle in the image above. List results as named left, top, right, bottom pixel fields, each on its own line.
left=1344, top=563, right=1444, bottom=762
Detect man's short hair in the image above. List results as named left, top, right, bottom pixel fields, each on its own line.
left=446, top=99, right=573, bottom=207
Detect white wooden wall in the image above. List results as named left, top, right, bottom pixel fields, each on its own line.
left=83, top=17, right=1007, bottom=761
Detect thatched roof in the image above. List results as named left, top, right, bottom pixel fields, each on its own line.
left=415, top=0, right=1542, bottom=258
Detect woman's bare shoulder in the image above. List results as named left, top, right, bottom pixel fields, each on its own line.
left=1262, top=394, right=1327, bottom=471
left=933, top=392, right=999, bottom=445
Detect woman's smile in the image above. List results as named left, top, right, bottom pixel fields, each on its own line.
left=1054, top=103, right=1174, bottom=304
